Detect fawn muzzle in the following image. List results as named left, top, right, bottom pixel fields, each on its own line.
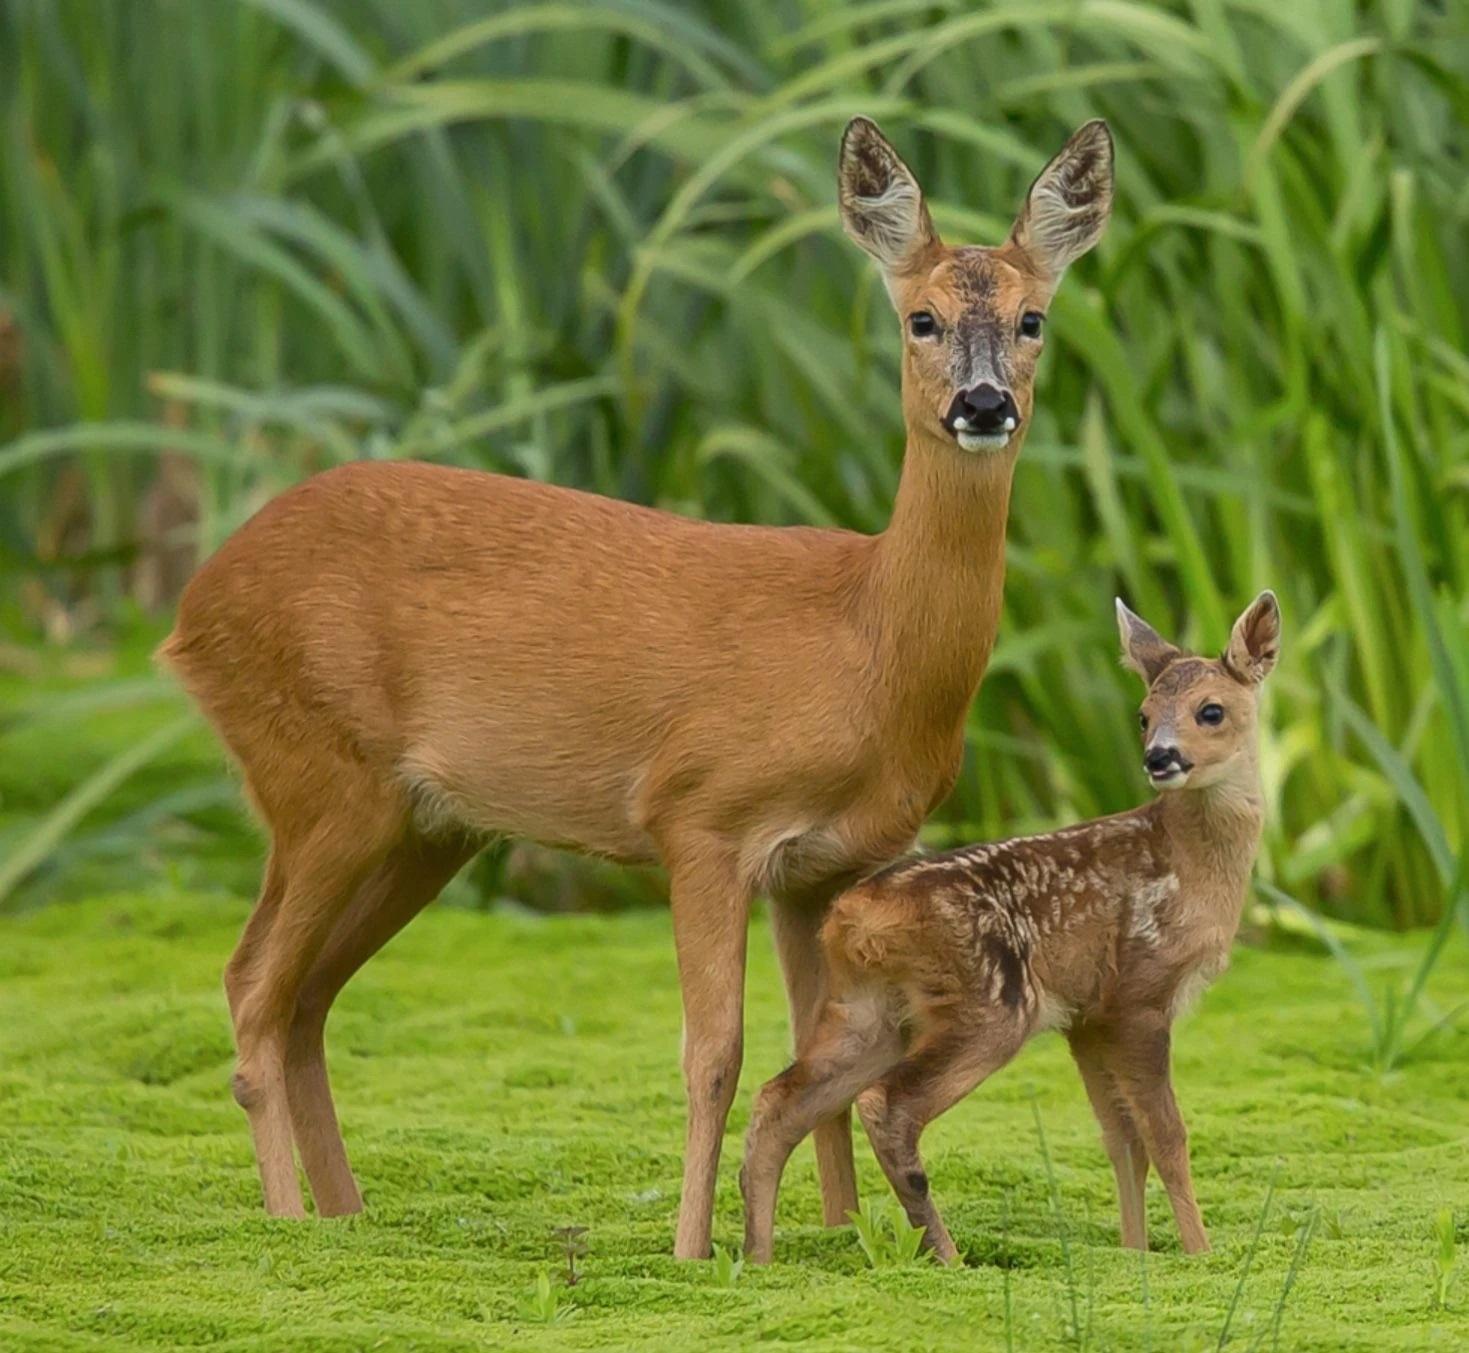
left=1144, top=743, right=1192, bottom=783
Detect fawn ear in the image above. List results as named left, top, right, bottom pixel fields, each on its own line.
left=1223, top=590, right=1281, bottom=685
left=1116, top=598, right=1181, bottom=684
left=1009, top=120, right=1113, bottom=287
left=838, top=117, right=940, bottom=298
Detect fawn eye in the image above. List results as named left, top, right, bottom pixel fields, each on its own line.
left=1020, top=311, right=1045, bottom=339
left=1138, top=711, right=1148, bottom=730
left=909, top=311, right=938, bottom=338
left=1198, top=703, right=1225, bottom=726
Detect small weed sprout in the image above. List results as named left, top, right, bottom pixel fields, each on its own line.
left=1431, top=1208, right=1458, bottom=1311
left=552, top=1225, right=588, bottom=1286
left=710, top=1243, right=744, bottom=1287
left=846, top=1197, right=929, bottom=1269
left=519, top=1269, right=577, bottom=1325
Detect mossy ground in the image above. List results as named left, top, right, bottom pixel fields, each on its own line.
left=2, top=891, right=1466, bottom=1351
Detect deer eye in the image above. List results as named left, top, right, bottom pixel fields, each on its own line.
left=909, top=311, right=938, bottom=338
left=1138, top=711, right=1148, bottom=730
left=1019, top=311, right=1045, bottom=339
left=1198, top=703, right=1225, bottom=726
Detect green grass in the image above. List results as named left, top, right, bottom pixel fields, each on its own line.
left=1, top=0, right=1466, bottom=927
left=3, top=892, right=1467, bottom=1350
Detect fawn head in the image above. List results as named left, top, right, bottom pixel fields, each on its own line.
left=838, top=117, right=1112, bottom=456
left=1116, top=592, right=1281, bottom=791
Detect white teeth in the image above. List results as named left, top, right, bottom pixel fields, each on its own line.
left=1002, top=416, right=1017, bottom=432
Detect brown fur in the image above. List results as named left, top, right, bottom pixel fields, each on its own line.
left=158, top=118, right=1112, bottom=1258
left=741, top=594, right=1281, bottom=1265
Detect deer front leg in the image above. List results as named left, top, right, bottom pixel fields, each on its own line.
left=1069, top=1032, right=1149, bottom=1250
left=668, top=852, right=751, bottom=1260
left=770, top=894, right=859, bottom=1225
left=1106, top=1021, right=1209, bottom=1254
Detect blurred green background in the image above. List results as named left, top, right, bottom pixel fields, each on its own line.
left=0, top=0, right=1465, bottom=928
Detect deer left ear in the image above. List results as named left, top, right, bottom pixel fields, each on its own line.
left=1116, top=598, right=1181, bottom=684
left=1009, top=120, right=1113, bottom=285
left=837, top=116, right=940, bottom=297
left=1223, top=591, right=1281, bottom=685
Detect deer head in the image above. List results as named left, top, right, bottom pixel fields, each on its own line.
left=1117, top=592, right=1281, bottom=791
left=838, top=117, right=1113, bottom=456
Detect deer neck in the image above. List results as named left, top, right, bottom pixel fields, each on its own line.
left=866, top=426, right=1017, bottom=733
left=1159, top=756, right=1265, bottom=920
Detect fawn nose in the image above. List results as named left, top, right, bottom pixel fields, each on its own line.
left=1144, top=745, right=1182, bottom=775
left=945, top=383, right=1021, bottom=438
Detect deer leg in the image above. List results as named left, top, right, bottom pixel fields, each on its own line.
left=1069, top=1032, right=1149, bottom=1250
left=284, top=832, right=476, bottom=1216
left=742, top=992, right=902, bottom=1263
left=857, top=1023, right=1023, bottom=1266
left=224, top=850, right=287, bottom=1026
left=228, top=797, right=403, bottom=1217
left=1106, top=1024, right=1209, bottom=1254
left=769, top=894, right=860, bottom=1225
left=668, top=853, right=751, bottom=1260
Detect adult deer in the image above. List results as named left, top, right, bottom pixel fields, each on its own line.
left=160, top=117, right=1113, bottom=1258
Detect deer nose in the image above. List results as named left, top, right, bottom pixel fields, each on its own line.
left=945, top=383, right=1021, bottom=437
left=1144, top=745, right=1180, bottom=775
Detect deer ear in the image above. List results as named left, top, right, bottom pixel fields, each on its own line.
left=1223, top=591, right=1281, bottom=685
left=1116, top=598, right=1181, bottom=684
left=1009, top=120, right=1113, bottom=285
left=838, top=117, right=939, bottom=294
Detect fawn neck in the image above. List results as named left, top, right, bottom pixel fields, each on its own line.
left=868, top=426, right=1017, bottom=730
left=1158, top=755, right=1264, bottom=917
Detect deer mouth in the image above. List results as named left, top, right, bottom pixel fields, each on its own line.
left=1147, top=758, right=1194, bottom=788
left=954, top=427, right=1014, bottom=453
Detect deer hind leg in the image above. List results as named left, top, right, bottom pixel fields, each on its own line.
left=742, top=990, right=903, bottom=1264
left=224, top=850, right=287, bottom=1027
left=1105, top=1023, right=1209, bottom=1254
left=284, top=831, right=476, bottom=1216
left=769, top=894, right=860, bottom=1226
left=857, top=1019, right=1024, bottom=1266
left=1069, top=1031, right=1149, bottom=1250
left=226, top=777, right=406, bottom=1218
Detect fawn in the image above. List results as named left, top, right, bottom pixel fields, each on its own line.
left=159, top=117, right=1113, bottom=1257
left=743, top=592, right=1281, bottom=1265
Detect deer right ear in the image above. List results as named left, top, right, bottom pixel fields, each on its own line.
left=1009, top=120, right=1113, bottom=287
left=1116, top=598, right=1181, bottom=684
left=1223, top=590, right=1281, bottom=685
left=838, top=117, right=939, bottom=295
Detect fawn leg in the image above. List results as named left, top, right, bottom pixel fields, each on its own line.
left=1106, top=1022, right=1209, bottom=1254
left=668, top=851, right=751, bottom=1260
left=858, top=1023, right=1023, bottom=1266
left=228, top=796, right=403, bottom=1217
left=1069, top=1032, right=1149, bottom=1250
left=742, top=994, right=902, bottom=1263
left=284, top=832, right=476, bottom=1215
left=770, top=894, right=859, bottom=1225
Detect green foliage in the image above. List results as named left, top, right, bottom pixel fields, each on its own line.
left=1431, top=1209, right=1458, bottom=1312
left=2, top=895, right=1468, bottom=1349
left=710, top=1241, right=745, bottom=1287
left=1, top=0, right=1466, bottom=928
left=847, top=1196, right=929, bottom=1269
left=1261, top=879, right=1469, bottom=1073
left=518, top=1268, right=578, bottom=1325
